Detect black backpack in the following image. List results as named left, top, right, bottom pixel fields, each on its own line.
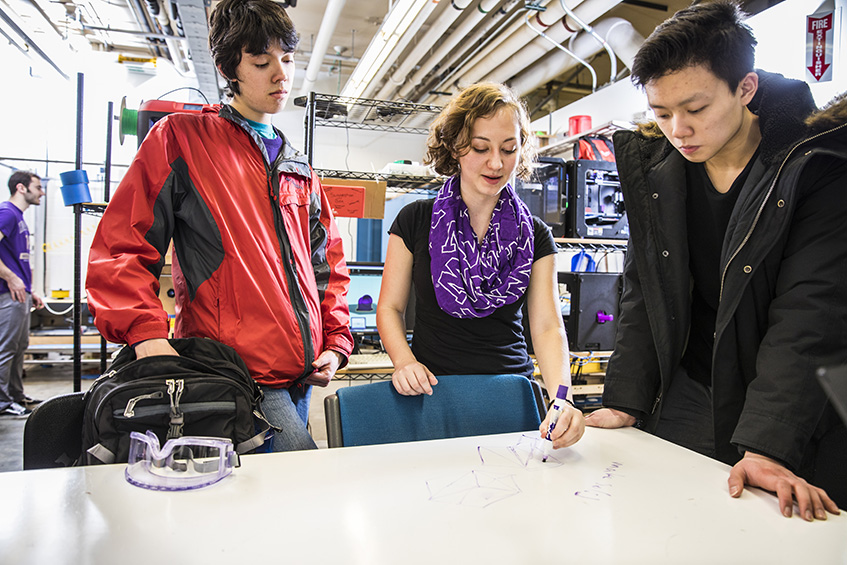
left=79, top=337, right=274, bottom=465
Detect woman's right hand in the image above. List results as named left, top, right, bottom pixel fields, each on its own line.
left=392, top=362, right=439, bottom=396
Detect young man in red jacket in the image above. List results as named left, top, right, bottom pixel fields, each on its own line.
left=87, top=0, right=353, bottom=451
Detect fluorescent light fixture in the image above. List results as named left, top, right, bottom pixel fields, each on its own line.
left=341, top=0, right=429, bottom=100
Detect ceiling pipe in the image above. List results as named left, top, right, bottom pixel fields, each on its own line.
left=125, top=0, right=165, bottom=58
left=411, top=0, right=519, bottom=95
left=299, top=0, right=346, bottom=96
left=150, top=0, right=190, bottom=74
left=0, top=6, right=69, bottom=79
left=376, top=0, right=487, bottom=101
left=411, top=0, right=530, bottom=103
left=448, top=0, right=575, bottom=94
left=522, top=11, right=597, bottom=91
left=81, top=24, right=182, bottom=40
left=357, top=0, right=444, bottom=100
left=508, top=16, right=644, bottom=96
left=480, top=0, right=627, bottom=91
left=558, top=0, right=616, bottom=80
left=340, top=0, right=439, bottom=101
left=481, top=2, right=622, bottom=91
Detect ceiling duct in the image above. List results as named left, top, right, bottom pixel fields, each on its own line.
left=299, top=0, right=346, bottom=96
left=396, top=0, right=520, bottom=101
left=431, top=0, right=569, bottom=100
left=340, top=0, right=435, bottom=101
left=144, top=0, right=190, bottom=74
left=480, top=0, right=622, bottom=87
left=508, top=16, right=645, bottom=96
left=374, top=0, right=477, bottom=101
left=174, top=0, right=221, bottom=103
left=356, top=0, right=442, bottom=100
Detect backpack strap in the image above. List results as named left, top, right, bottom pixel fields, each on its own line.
left=235, top=410, right=280, bottom=454
left=592, top=138, right=616, bottom=162
left=86, top=443, right=117, bottom=464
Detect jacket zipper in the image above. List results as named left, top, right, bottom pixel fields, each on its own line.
left=93, top=373, right=253, bottom=436
left=265, top=163, right=315, bottom=381
left=123, top=391, right=164, bottom=417
left=718, top=122, right=847, bottom=303
left=116, top=400, right=236, bottom=419
left=219, top=105, right=316, bottom=382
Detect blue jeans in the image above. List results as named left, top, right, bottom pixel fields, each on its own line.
left=258, top=383, right=317, bottom=451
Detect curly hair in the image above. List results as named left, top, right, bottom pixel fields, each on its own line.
left=208, top=0, right=299, bottom=98
left=425, top=83, right=535, bottom=180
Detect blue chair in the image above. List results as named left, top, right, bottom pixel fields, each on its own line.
left=324, top=374, right=546, bottom=448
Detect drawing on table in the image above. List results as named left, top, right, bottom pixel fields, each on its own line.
left=574, top=461, right=625, bottom=501
left=426, top=470, right=521, bottom=508
left=478, top=434, right=564, bottom=469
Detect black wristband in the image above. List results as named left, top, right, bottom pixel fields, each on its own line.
left=549, top=398, right=581, bottom=412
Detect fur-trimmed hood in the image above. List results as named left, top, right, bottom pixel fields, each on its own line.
left=806, top=90, right=847, bottom=134
left=631, top=70, right=846, bottom=164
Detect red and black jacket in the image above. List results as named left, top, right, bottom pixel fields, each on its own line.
left=87, top=105, right=353, bottom=387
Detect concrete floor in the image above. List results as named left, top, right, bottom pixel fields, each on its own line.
left=0, top=362, right=372, bottom=473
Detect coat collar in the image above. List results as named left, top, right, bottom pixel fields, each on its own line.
left=217, top=104, right=312, bottom=178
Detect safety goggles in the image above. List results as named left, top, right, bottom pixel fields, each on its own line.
left=125, top=430, right=240, bottom=491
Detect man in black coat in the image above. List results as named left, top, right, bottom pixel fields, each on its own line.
left=586, top=0, right=847, bottom=520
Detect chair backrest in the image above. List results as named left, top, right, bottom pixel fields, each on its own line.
left=324, top=374, right=545, bottom=448
left=23, top=392, right=86, bottom=470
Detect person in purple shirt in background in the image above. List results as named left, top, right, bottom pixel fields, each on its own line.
left=0, top=171, right=45, bottom=416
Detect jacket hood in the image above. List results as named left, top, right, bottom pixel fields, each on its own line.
left=805, top=90, right=847, bottom=134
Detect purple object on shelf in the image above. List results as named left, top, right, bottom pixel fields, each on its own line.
left=596, top=311, right=614, bottom=324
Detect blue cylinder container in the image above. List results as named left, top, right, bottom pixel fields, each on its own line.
left=59, top=169, right=92, bottom=206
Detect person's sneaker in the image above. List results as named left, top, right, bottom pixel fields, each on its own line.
left=18, top=395, right=42, bottom=406
left=2, top=402, right=32, bottom=416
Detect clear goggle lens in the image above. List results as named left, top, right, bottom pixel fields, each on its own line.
left=125, top=430, right=240, bottom=491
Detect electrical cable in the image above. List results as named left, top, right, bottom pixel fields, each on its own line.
left=156, top=86, right=210, bottom=104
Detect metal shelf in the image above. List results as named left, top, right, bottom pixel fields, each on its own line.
left=81, top=203, right=107, bottom=216
left=301, top=93, right=442, bottom=196
left=554, top=237, right=627, bottom=252
left=295, top=93, right=441, bottom=134
left=315, top=168, right=442, bottom=195
left=538, top=120, right=635, bottom=158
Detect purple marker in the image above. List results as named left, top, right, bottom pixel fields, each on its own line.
left=542, top=385, right=570, bottom=462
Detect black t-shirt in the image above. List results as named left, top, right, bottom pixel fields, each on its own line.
left=389, top=198, right=557, bottom=377
left=681, top=152, right=758, bottom=387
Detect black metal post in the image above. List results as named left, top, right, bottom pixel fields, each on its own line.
left=100, top=101, right=114, bottom=375
left=305, top=91, right=316, bottom=165
left=73, top=72, right=84, bottom=393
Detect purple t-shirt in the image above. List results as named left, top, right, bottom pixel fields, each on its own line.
left=0, top=201, right=31, bottom=294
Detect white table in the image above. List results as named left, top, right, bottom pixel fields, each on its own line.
left=1, top=427, right=845, bottom=564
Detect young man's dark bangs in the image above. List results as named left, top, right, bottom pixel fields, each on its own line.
left=240, top=16, right=299, bottom=56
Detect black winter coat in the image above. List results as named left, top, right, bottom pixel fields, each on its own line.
left=604, top=71, right=847, bottom=475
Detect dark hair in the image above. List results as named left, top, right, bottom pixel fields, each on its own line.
left=631, top=0, right=756, bottom=91
left=208, top=0, right=299, bottom=97
left=425, top=83, right=535, bottom=180
left=8, top=171, right=39, bottom=197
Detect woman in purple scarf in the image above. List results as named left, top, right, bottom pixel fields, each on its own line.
left=377, top=83, right=584, bottom=451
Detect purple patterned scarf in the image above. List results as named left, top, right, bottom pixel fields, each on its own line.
left=429, top=175, right=535, bottom=319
